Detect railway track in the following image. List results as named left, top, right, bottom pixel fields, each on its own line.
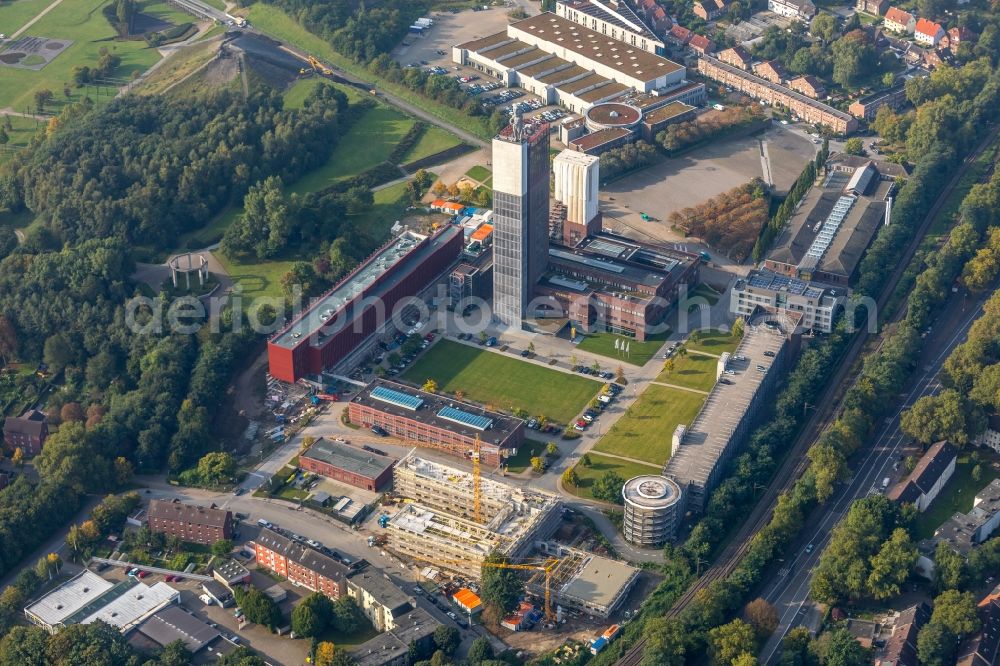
left=614, top=125, right=1000, bottom=666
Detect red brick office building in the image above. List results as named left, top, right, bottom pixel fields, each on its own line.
left=254, top=528, right=350, bottom=599
left=299, top=438, right=396, bottom=491
left=146, top=500, right=233, bottom=545
left=347, top=380, right=525, bottom=467
left=267, top=228, right=463, bottom=384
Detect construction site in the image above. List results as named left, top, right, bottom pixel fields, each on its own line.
left=383, top=453, right=640, bottom=621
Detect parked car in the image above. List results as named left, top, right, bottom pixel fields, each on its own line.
left=371, top=425, right=389, bottom=436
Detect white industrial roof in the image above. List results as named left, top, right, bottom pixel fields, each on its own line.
left=25, top=571, right=114, bottom=627
left=82, top=582, right=179, bottom=630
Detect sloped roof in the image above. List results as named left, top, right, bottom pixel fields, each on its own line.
left=147, top=500, right=230, bottom=528
left=885, top=7, right=913, bottom=23
left=915, top=17, right=943, bottom=35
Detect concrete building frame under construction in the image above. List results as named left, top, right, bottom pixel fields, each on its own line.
left=386, top=453, right=562, bottom=571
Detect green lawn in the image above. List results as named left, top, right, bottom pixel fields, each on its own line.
left=0, top=115, right=44, bottom=165
left=317, top=617, right=380, bottom=647
left=565, top=453, right=661, bottom=502
left=283, top=78, right=369, bottom=109
left=912, top=454, right=1000, bottom=540
left=0, top=0, right=163, bottom=113
left=504, top=440, right=552, bottom=474
left=346, top=179, right=414, bottom=240
left=402, top=126, right=463, bottom=164
left=401, top=340, right=600, bottom=423
left=575, top=331, right=669, bottom=367
left=200, top=0, right=226, bottom=9
left=685, top=329, right=741, bottom=356
left=465, top=165, right=492, bottom=183
left=2, top=0, right=56, bottom=35
left=215, top=252, right=297, bottom=303
left=245, top=3, right=493, bottom=140
left=689, top=283, right=721, bottom=305
left=289, top=105, right=413, bottom=195
left=657, top=353, right=718, bottom=391
left=139, top=0, right=197, bottom=28
left=593, top=385, right=706, bottom=465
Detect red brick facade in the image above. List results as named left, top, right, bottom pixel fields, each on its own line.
left=147, top=500, right=232, bottom=545
left=298, top=454, right=395, bottom=491
left=254, top=528, right=348, bottom=599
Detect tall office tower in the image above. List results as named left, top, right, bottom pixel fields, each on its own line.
left=491, top=114, right=550, bottom=328
left=553, top=149, right=601, bottom=247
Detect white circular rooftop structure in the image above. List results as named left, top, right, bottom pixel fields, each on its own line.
left=584, top=102, right=642, bottom=132
left=622, top=475, right=681, bottom=508
left=622, top=475, right=683, bottom=548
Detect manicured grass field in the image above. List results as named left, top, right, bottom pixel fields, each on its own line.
left=402, top=340, right=600, bottom=423
left=245, top=3, right=493, bottom=139
left=3, top=0, right=54, bottom=35
left=346, top=179, right=414, bottom=240
left=140, top=0, right=197, bottom=28
left=685, top=329, right=741, bottom=356
left=565, top=453, right=661, bottom=502
left=593, top=384, right=706, bottom=465
left=283, top=77, right=368, bottom=108
left=215, top=252, right=297, bottom=303
left=0, top=0, right=163, bottom=112
left=504, top=440, right=552, bottom=474
left=465, top=165, right=492, bottom=183
left=912, top=454, right=1000, bottom=540
left=656, top=352, right=718, bottom=392
left=402, top=125, right=463, bottom=164
left=575, top=331, right=668, bottom=367
left=289, top=105, right=413, bottom=195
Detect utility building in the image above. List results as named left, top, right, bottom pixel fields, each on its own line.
left=552, top=150, right=601, bottom=246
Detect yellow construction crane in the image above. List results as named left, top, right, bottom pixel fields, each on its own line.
left=411, top=555, right=561, bottom=622
left=472, top=434, right=482, bottom=524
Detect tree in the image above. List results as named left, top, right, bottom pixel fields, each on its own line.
left=422, top=379, right=438, bottom=393
left=901, top=389, right=984, bottom=445
left=197, top=451, right=236, bottom=485
left=546, top=442, right=558, bottom=455
left=744, top=598, right=779, bottom=638
left=33, top=89, right=53, bottom=114
left=931, top=590, right=981, bottom=635
left=844, top=137, right=865, bottom=155
left=561, top=467, right=579, bottom=487
left=663, top=358, right=676, bottom=375
left=292, top=593, right=332, bottom=638
left=211, top=539, right=234, bottom=557
left=972, top=464, right=982, bottom=481
left=236, top=588, right=282, bottom=629
left=0, top=128, right=8, bottom=146
left=433, top=625, right=459, bottom=656
left=12, top=448, right=24, bottom=468
left=708, top=619, right=757, bottom=666
left=642, top=616, right=689, bottom=666
left=592, top=470, right=625, bottom=504
left=820, top=628, right=869, bottom=666
left=866, top=528, right=916, bottom=599
left=616, top=364, right=626, bottom=383
left=581, top=453, right=592, bottom=467
left=917, top=622, right=956, bottom=666
left=113, top=457, right=133, bottom=487
left=732, top=318, right=745, bottom=338
left=332, top=597, right=362, bottom=633
left=431, top=181, right=447, bottom=197
left=810, top=13, right=837, bottom=43
left=480, top=552, right=522, bottom=621
left=934, top=541, right=966, bottom=592
left=530, top=456, right=545, bottom=473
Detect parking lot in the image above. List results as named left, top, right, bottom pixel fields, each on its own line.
left=392, top=3, right=521, bottom=71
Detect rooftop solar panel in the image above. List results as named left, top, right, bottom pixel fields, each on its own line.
left=371, top=386, right=424, bottom=411
left=437, top=407, right=493, bottom=431
left=550, top=248, right=626, bottom=274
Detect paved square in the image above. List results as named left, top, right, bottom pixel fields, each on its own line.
left=0, top=35, right=73, bottom=70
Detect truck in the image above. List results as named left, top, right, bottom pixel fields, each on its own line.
left=590, top=637, right=608, bottom=655
left=882, top=477, right=890, bottom=490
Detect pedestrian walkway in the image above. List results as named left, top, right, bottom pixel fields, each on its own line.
left=648, top=381, right=711, bottom=395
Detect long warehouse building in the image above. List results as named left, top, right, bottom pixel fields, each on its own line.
left=268, top=228, right=463, bottom=383
left=454, top=12, right=688, bottom=114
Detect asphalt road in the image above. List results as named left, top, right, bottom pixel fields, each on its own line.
left=758, top=290, right=989, bottom=663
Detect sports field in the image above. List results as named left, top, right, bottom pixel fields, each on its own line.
left=593, top=384, right=705, bottom=465
left=402, top=340, right=600, bottom=423
left=0, top=0, right=164, bottom=112
left=565, top=453, right=661, bottom=502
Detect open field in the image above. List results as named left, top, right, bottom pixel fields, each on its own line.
left=214, top=252, right=296, bottom=303
left=136, top=36, right=220, bottom=97
left=593, top=384, right=705, bottom=465
left=3, top=0, right=54, bottom=35
left=575, top=331, right=668, bottom=367
left=912, top=453, right=1000, bottom=540
left=685, top=329, right=741, bottom=355
left=289, top=105, right=414, bottom=195
left=0, top=115, right=43, bottom=164
left=402, top=340, right=599, bottom=423
left=465, top=165, right=491, bottom=182
left=402, top=125, right=463, bottom=164
left=656, top=352, right=718, bottom=391
left=0, top=0, right=164, bottom=112
left=283, top=77, right=367, bottom=108
left=565, top=453, right=661, bottom=502
left=243, top=3, right=493, bottom=139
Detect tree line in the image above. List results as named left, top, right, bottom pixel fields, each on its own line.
left=656, top=105, right=765, bottom=155
left=669, top=179, right=768, bottom=261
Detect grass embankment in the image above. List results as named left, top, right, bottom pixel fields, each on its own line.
left=593, top=385, right=706, bottom=465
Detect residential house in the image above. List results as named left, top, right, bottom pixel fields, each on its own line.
left=146, top=499, right=233, bottom=545
left=856, top=0, right=889, bottom=15
left=884, top=7, right=916, bottom=34
left=688, top=33, right=715, bottom=54
left=887, top=441, right=957, bottom=512
left=974, top=415, right=1000, bottom=454
left=667, top=24, right=692, bottom=46
left=848, top=83, right=908, bottom=120
left=754, top=59, right=787, bottom=83
left=647, top=5, right=671, bottom=34
left=254, top=528, right=351, bottom=598
left=694, top=0, right=727, bottom=20
left=2, top=409, right=48, bottom=457
left=718, top=45, right=752, bottom=70
left=956, top=597, right=1000, bottom=666
left=914, top=18, right=945, bottom=46
left=933, top=479, right=1000, bottom=556
left=789, top=75, right=826, bottom=98
left=874, top=603, right=931, bottom=666
left=945, top=26, right=977, bottom=53
left=767, top=0, right=816, bottom=20
left=346, top=571, right=413, bottom=632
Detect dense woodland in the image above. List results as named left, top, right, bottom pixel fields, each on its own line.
left=669, top=179, right=768, bottom=260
